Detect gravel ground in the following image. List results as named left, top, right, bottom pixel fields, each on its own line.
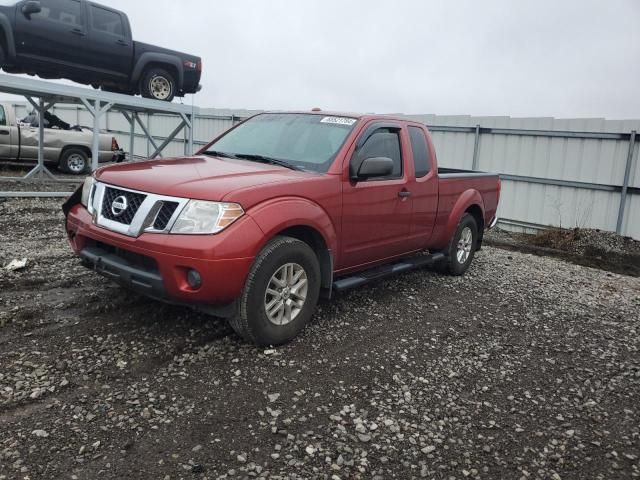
left=1, top=198, right=639, bottom=480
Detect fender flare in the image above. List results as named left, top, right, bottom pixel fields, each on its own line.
left=0, top=13, right=16, bottom=60
left=131, top=53, right=184, bottom=90
left=433, top=189, right=485, bottom=251
left=247, top=197, right=338, bottom=290
left=247, top=197, right=338, bottom=255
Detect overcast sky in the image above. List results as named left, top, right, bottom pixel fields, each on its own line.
left=6, top=0, right=640, bottom=118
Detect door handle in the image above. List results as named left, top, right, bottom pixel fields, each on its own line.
left=116, top=39, right=129, bottom=46
left=0, top=130, right=9, bottom=135
left=398, top=190, right=412, bottom=198
left=71, top=28, right=86, bottom=36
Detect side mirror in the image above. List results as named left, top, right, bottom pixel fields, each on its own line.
left=353, top=157, right=394, bottom=180
left=22, top=1, right=41, bottom=18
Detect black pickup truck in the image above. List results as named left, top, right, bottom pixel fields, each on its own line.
left=0, top=0, right=202, bottom=102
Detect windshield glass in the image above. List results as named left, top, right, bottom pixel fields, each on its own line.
left=204, top=113, right=358, bottom=172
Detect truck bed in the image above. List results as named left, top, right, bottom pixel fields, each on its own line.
left=436, top=167, right=501, bottom=234
left=438, top=167, right=499, bottom=178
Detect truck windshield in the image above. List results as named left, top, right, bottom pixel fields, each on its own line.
left=203, top=113, right=358, bottom=172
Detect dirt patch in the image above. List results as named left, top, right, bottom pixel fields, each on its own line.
left=486, top=227, right=640, bottom=277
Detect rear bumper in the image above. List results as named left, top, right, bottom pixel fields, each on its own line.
left=66, top=205, right=261, bottom=310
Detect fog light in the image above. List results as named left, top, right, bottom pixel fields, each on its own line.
left=187, top=269, right=202, bottom=289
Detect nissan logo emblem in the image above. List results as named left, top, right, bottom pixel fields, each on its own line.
left=111, top=196, right=128, bottom=217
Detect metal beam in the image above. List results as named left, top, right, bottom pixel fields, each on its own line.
left=180, top=112, right=194, bottom=156
left=500, top=174, right=623, bottom=193
left=0, top=73, right=199, bottom=116
left=133, top=112, right=161, bottom=156
left=0, top=191, right=73, bottom=198
left=471, top=124, right=481, bottom=170
left=425, top=124, right=632, bottom=141
left=122, top=111, right=135, bottom=162
left=616, top=130, right=637, bottom=234
left=149, top=119, right=187, bottom=159
left=486, top=127, right=626, bottom=141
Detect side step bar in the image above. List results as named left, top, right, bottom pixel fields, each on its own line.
left=332, top=253, right=445, bottom=292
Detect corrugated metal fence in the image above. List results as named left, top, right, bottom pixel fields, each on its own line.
left=12, top=103, right=640, bottom=240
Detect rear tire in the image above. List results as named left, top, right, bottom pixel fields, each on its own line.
left=229, top=236, right=321, bottom=347
left=140, top=68, right=176, bottom=102
left=436, top=213, right=478, bottom=276
left=59, top=148, right=90, bottom=175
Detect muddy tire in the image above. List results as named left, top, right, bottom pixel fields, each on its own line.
left=59, top=148, right=90, bottom=175
left=140, top=68, right=176, bottom=102
left=229, top=236, right=321, bottom=347
left=437, top=213, right=478, bottom=276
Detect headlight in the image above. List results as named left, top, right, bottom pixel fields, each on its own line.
left=170, top=201, right=244, bottom=235
left=81, top=176, right=96, bottom=213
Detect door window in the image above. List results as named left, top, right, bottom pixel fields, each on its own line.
left=408, top=126, right=431, bottom=177
left=33, top=0, right=82, bottom=26
left=90, top=6, right=124, bottom=36
left=353, top=128, right=403, bottom=179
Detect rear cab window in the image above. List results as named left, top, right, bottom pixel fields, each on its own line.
left=90, top=5, right=125, bottom=36
left=408, top=126, right=431, bottom=178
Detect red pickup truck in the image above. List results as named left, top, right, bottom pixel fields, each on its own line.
left=64, top=112, right=501, bottom=346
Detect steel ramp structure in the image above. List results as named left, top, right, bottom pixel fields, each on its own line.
left=0, top=73, right=199, bottom=197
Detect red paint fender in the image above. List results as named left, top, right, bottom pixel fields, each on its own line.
left=247, top=197, right=338, bottom=256
left=431, top=189, right=485, bottom=250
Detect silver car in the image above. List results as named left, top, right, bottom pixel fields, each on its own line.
left=0, top=102, right=125, bottom=174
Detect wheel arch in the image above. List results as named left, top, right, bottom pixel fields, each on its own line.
left=432, top=189, right=485, bottom=251
left=59, top=145, right=91, bottom=164
left=247, top=198, right=338, bottom=292
left=465, top=203, right=485, bottom=250
left=132, top=54, right=184, bottom=91
left=275, top=225, right=333, bottom=291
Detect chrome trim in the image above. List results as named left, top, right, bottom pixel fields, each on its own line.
left=91, top=182, right=189, bottom=238
left=489, top=216, right=499, bottom=229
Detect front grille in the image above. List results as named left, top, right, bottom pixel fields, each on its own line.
left=101, top=187, right=147, bottom=225
left=153, top=202, right=179, bottom=230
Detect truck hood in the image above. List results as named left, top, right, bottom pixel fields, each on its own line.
left=95, top=156, right=313, bottom=201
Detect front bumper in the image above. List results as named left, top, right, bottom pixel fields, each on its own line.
left=66, top=204, right=261, bottom=312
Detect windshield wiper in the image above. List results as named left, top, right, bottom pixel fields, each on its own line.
left=202, top=150, right=239, bottom=159
left=233, top=153, right=302, bottom=171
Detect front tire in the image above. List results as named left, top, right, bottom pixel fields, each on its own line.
left=59, top=148, right=90, bottom=175
left=229, top=236, right=321, bottom=347
left=140, top=68, right=176, bottom=102
left=437, top=213, right=478, bottom=276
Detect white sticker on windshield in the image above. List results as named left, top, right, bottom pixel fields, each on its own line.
left=320, top=116, right=357, bottom=126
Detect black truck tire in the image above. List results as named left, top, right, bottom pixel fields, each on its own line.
left=228, top=236, right=321, bottom=347
left=140, top=68, right=176, bottom=102
left=59, top=148, right=90, bottom=175
left=437, top=213, right=478, bottom=276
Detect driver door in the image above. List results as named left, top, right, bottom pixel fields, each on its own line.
left=339, top=123, right=413, bottom=270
